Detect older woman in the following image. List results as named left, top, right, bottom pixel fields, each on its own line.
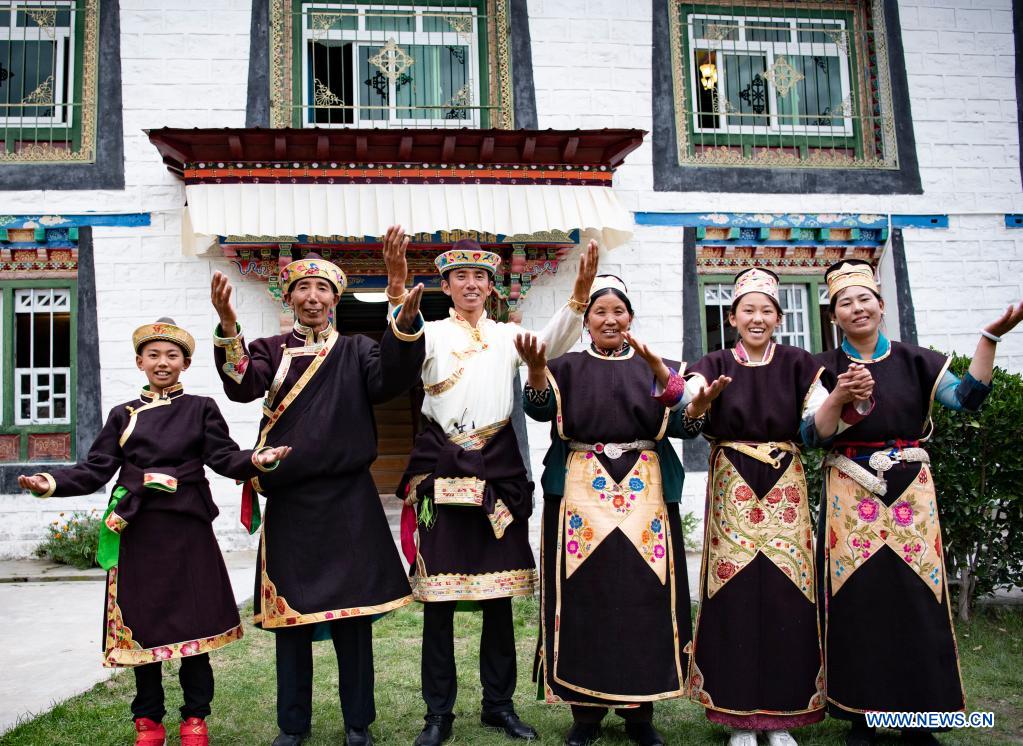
left=812, top=260, right=1023, bottom=746
left=517, top=275, right=720, bottom=746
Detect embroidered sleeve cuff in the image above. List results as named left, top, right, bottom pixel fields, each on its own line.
left=681, top=410, right=706, bottom=436
left=33, top=472, right=56, bottom=499
left=251, top=447, right=280, bottom=473
left=389, top=307, right=425, bottom=342
left=524, top=384, right=552, bottom=406
left=652, top=368, right=685, bottom=407
left=213, top=323, right=242, bottom=345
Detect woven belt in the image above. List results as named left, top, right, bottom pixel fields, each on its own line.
left=567, top=439, right=656, bottom=459
left=715, top=440, right=799, bottom=469
left=825, top=447, right=930, bottom=497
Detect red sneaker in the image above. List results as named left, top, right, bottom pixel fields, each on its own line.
left=180, top=717, right=209, bottom=746
left=134, top=718, right=166, bottom=745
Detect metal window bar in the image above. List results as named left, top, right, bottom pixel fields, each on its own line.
left=0, top=0, right=86, bottom=159
left=705, top=280, right=820, bottom=353
left=295, top=1, right=500, bottom=128
left=14, top=288, right=71, bottom=425
left=679, top=0, right=893, bottom=168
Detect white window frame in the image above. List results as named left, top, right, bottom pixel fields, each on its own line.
left=14, top=287, right=71, bottom=425
left=687, top=12, right=853, bottom=138
left=776, top=283, right=811, bottom=351
left=0, top=0, right=76, bottom=130
left=300, top=2, right=482, bottom=128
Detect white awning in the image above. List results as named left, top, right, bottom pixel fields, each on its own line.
left=182, top=182, right=634, bottom=255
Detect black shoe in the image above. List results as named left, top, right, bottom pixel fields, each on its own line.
left=414, top=715, right=453, bottom=746
left=480, top=711, right=538, bottom=740
left=901, top=730, right=940, bottom=745
left=271, top=732, right=309, bottom=746
left=846, top=723, right=877, bottom=746
left=346, top=726, right=373, bottom=746
left=625, top=721, right=665, bottom=746
left=565, top=722, right=601, bottom=746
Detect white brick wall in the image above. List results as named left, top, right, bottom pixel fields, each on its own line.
left=3, top=0, right=1023, bottom=556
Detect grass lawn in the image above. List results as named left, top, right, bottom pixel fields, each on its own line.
left=2, top=598, right=1021, bottom=745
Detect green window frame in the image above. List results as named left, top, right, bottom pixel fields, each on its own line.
left=699, top=273, right=838, bottom=355
left=0, top=0, right=98, bottom=163
left=0, top=279, right=77, bottom=461
left=670, top=0, right=899, bottom=169
left=270, top=0, right=513, bottom=129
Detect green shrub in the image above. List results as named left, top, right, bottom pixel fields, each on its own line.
left=680, top=509, right=701, bottom=550
left=34, top=510, right=101, bottom=569
left=929, top=353, right=1023, bottom=620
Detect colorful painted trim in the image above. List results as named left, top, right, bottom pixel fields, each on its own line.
left=32, top=472, right=56, bottom=499
left=102, top=566, right=243, bottom=668
left=143, top=473, right=178, bottom=492
left=213, top=324, right=249, bottom=384
left=412, top=568, right=537, bottom=602
left=183, top=164, right=615, bottom=187
left=488, top=499, right=514, bottom=539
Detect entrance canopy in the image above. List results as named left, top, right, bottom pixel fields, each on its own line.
left=146, top=127, right=645, bottom=256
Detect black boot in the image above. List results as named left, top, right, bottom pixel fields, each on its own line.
left=565, top=722, right=601, bottom=746
left=413, top=714, right=453, bottom=746
left=346, top=726, right=373, bottom=746
left=625, top=721, right=666, bottom=746
left=271, top=732, right=309, bottom=746
left=480, top=711, right=538, bottom=740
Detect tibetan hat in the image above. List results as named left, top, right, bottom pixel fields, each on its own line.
left=434, top=239, right=501, bottom=277
left=280, top=255, right=347, bottom=295
left=133, top=317, right=195, bottom=357
left=589, top=274, right=629, bottom=298
left=733, top=267, right=781, bottom=311
left=825, top=259, right=879, bottom=300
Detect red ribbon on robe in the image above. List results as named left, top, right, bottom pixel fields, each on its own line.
left=241, top=480, right=262, bottom=535
left=400, top=502, right=417, bottom=565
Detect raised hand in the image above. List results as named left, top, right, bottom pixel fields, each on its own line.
left=383, top=225, right=411, bottom=297
left=18, top=474, right=50, bottom=496
left=688, top=375, right=732, bottom=418
left=571, top=239, right=600, bottom=304
left=211, top=271, right=238, bottom=336
left=623, top=331, right=671, bottom=387
left=255, top=445, right=293, bottom=467
left=514, top=332, right=548, bottom=372
left=984, top=300, right=1023, bottom=338
left=395, top=284, right=425, bottom=332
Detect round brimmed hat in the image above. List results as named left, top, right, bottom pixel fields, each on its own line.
left=733, top=267, right=781, bottom=311
left=132, top=317, right=195, bottom=357
left=280, top=256, right=347, bottom=295
left=434, top=239, right=501, bottom=277
left=825, top=259, right=879, bottom=300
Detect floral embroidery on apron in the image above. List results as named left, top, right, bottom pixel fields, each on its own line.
left=563, top=450, right=667, bottom=584
left=706, top=448, right=814, bottom=601
left=826, top=463, right=943, bottom=601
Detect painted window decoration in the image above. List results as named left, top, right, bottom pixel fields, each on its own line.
left=271, top=1, right=514, bottom=129
left=0, top=0, right=98, bottom=163
left=702, top=277, right=839, bottom=355
left=670, top=1, right=898, bottom=169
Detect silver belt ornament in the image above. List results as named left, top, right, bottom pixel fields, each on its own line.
left=568, top=439, right=656, bottom=459
left=867, top=447, right=930, bottom=473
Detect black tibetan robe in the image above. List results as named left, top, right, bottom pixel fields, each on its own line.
left=214, top=321, right=424, bottom=628
left=39, top=386, right=253, bottom=667
left=526, top=350, right=699, bottom=707
left=815, top=340, right=966, bottom=718
left=688, top=343, right=825, bottom=729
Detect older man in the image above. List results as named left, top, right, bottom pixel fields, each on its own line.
left=210, top=245, right=424, bottom=746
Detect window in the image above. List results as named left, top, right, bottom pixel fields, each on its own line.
left=0, top=280, right=76, bottom=462
left=271, top=0, right=513, bottom=129
left=701, top=275, right=839, bottom=354
left=0, top=0, right=97, bottom=163
left=671, top=0, right=898, bottom=169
